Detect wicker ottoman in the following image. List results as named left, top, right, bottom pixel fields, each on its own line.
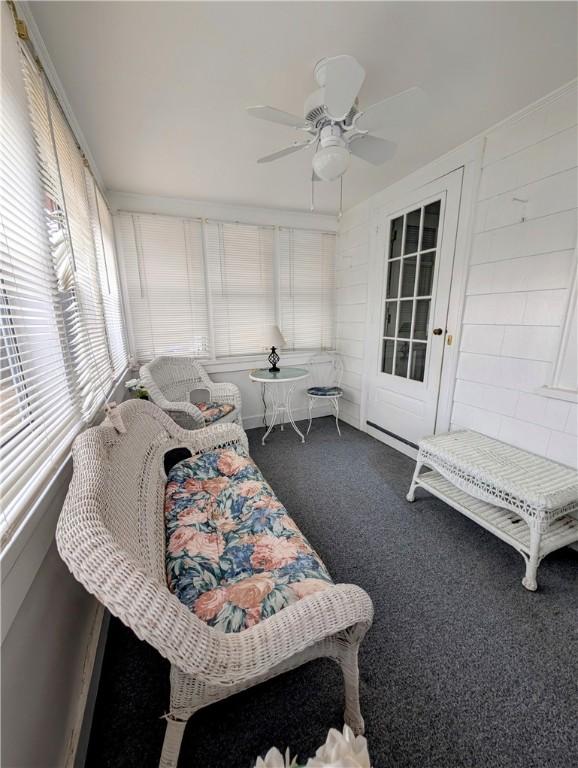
left=407, top=430, right=578, bottom=591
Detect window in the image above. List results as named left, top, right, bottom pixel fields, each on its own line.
left=0, top=9, right=128, bottom=547
left=114, top=213, right=210, bottom=360
left=86, top=177, right=129, bottom=378
left=279, top=228, right=335, bottom=351
left=205, top=222, right=275, bottom=357
left=114, top=213, right=336, bottom=360
left=1, top=7, right=78, bottom=543
left=381, top=200, right=441, bottom=382
left=21, top=50, right=116, bottom=418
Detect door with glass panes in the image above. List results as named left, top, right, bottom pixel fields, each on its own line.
left=366, top=169, right=462, bottom=449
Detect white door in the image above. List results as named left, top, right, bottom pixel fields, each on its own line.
left=365, top=168, right=463, bottom=452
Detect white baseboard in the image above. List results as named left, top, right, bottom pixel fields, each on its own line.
left=338, top=410, right=361, bottom=430
left=63, top=603, right=108, bottom=768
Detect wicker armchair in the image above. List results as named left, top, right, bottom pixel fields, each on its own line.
left=140, top=355, right=242, bottom=429
left=56, top=400, right=373, bottom=768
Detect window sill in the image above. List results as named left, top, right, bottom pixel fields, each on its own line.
left=135, top=350, right=336, bottom=375
left=536, top=386, right=578, bottom=404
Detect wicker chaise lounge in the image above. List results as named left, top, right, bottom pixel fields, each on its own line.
left=141, top=355, right=243, bottom=429
left=56, top=400, right=373, bottom=768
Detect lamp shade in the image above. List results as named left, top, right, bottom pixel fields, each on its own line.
left=312, top=144, right=350, bottom=182
left=263, top=325, right=286, bottom=349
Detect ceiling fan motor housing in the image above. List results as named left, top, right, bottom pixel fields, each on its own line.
left=304, top=88, right=327, bottom=125
left=319, top=123, right=345, bottom=148
left=313, top=123, right=350, bottom=182
left=304, top=88, right=358, bottom=127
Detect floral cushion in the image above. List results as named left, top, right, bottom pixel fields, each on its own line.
left=196, top=401, right=235, bottom=424
left=165, top=444, right=333, bottom=633
left=307, top=386, right=343, bottom=397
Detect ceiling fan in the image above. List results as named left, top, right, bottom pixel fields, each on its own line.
left=247, top=55, right=425, bottom=185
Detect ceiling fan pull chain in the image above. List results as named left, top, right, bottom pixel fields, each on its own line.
left=338, top=176, right=343, bottom=220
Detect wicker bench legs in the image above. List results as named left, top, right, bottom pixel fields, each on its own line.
left=158, top=627, right=367, bottom=768
left=159, top=717, right=188, bottom=768
left=522, top=526, right=541, bottom=592
left=407, top=460, right=577, bottom=592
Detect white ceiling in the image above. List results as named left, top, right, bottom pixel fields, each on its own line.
left=28, top=1, right=577, bottom=214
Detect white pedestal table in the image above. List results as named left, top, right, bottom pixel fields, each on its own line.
left=249, top=367, right=309, bottom=446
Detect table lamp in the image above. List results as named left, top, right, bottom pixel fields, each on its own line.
left=264, top=325, right=286, bottom=372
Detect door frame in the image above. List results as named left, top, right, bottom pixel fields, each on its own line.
left=360, top=138, right=484, bottom=457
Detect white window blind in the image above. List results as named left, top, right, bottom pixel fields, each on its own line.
left=279, top=228, right=335, bottom=350
left=0, top=10, right=129, bottom=549
left=0, top=4, right=78, bottom=544
left=85, top=176, right=128, bottom=377
left=114, top=214, right=336, bottom=361
left=21, top=49, right=113, bottom=419
left=114, top=213, right=210, bottom=359
left=205, top=222, right=275, bottom=357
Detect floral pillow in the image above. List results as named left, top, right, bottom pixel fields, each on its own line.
left=165, top=444, right=333, bottom=633
left=195, top=401, right=235, bottom=424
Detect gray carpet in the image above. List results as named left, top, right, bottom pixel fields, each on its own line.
left=86, top=417, right=578, bottom=768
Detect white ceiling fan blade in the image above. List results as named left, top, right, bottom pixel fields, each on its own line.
left=322, top=55, right=365, bottom=120
left=257, top=142, right=312, bottom=164
left=355, top=87, right=426, bottom=139
left=349, top=134, right=397, bottom=165
left=247, top=106, right=310, bottom=130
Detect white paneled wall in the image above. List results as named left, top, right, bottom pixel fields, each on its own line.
left=336, top=83, right=577, bottom=466
left=334, top=207, right=371, bottom=427
left=452, top=86, right=577, bottom=467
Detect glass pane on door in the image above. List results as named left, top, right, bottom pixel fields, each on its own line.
left=382, top=339, right=395, bottom=374
left=395, top=341, right=410, bottom=377
left=400, top=257, right=417, bottom=297
left=384, top=302, right=397, bottom=337
left=418, top=252, right=435, bottom=296
left=404, top=209, right=421, bottom=254
left=414, top=300, right=430, bottom=340
left=421, top=201, right=440, bottom=250
left=410, top=343, right=427, bottom=382
left=397, top=301, right=413, bottom=339
left=386, top=259, right=400, bottom=298
left=380, top=198, right=441, bottom=380
left=389, top=216, right=403, bottom=259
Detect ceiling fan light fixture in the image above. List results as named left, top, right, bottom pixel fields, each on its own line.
left=312, top=144, right=350, bottom=182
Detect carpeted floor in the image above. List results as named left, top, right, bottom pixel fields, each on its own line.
left=86, top=417, right=578, bottom=768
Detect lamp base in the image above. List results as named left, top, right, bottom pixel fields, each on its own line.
left=268, top=346, right=280, bottom=373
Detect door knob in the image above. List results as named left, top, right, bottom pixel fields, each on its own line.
left=432, top=328, right=444, bottom=335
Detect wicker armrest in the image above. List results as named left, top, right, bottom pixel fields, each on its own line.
left=207, top=382, right=242, bottom=411
left=125, top=576, right=372, bottom=686
left=211, top=582, right=374, bottom=685
left=163, top=400, right=204, bottom=421
left=171, top=421, right=249, bottom=456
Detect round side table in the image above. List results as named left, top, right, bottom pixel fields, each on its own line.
left=249, top=367, right=309, bottom=445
